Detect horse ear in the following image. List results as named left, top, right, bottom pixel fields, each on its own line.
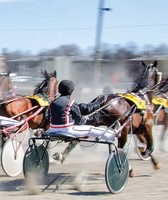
left=7, top=70, right=11, bottom=76
left=44, top=70, right=49, bottom=79
left=141, top=60, right=146, bottom=67
left=154, top=60, right=158, bottom=67
left=54, top=70, right=57, bottom=77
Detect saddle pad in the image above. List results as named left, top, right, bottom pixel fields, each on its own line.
left=152, top=97, right=168, bottom=108
left=26, top=94, right=49, bottom=107
left=119, top=93, right=146, bottom=110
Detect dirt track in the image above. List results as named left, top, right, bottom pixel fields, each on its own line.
left=0, top=125, right=168, bottom=200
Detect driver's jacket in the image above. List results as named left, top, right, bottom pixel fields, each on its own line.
left=49, top=95, right=85, bottom=129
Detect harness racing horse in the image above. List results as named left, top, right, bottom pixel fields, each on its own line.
left=56, top=61, right=160, bottom=175
left=0, top=70, right=58, bottom=134
left=0, top=71, right=16, bottom=100
left=80, top=60, right=161, bottom=174
left=152, top=76, right=168, bottom=150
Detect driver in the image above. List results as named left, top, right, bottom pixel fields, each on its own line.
left=48, top=80, right=117, bottom=160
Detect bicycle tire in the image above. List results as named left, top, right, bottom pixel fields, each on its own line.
left=23, top=144, right=49, bottom=181
left=105, top=148, right=129, bottom=194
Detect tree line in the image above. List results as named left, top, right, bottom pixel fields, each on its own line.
left=1, top=42, right=168, bottom=61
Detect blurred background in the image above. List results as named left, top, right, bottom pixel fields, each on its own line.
left=1, top=0, right=168, bottom=103
left=1, top=47, right=168, bottom=103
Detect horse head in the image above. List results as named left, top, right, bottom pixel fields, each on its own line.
left=131, top=60, right=159, bottom=93
left=33, top=70, right=58, bottom=102
left=0, top=71, right=15, bottom=100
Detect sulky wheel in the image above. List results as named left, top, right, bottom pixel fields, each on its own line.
left=105, top=148, right=129, bottom=194
left=1, top=138, right=25, bottom=177
left=23, top=144, right=49, bottom=181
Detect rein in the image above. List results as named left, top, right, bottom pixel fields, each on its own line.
left=3, top=106, right=45, bottom=133
left=11, top=105, right=39, bottom=119
left=95, top=105, right=136, bottom=141
left=86, top=97, right=123, bottom=118
left=136, top=82, right=160, bottom=98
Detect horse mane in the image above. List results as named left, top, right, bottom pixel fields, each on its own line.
left=130, top=60, right=157, bottom=93
left=154, top=76, right=168, bottom=95
left=33, top=70, right=57, bottom=95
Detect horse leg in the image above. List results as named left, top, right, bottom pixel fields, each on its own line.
left=137, top=125, right=161, bottom=170
left=0, top=132, right=7, bottom=148
left=144, top=124, right=161, bottom=170
left=137, top=133, right=147, bottom=153
left=118, top=126, right=135, bottom=177
left=118, top=126, right=129, bottom=149
left=159, top=114, right=168, bottom=151
left=61, top=140, right=79, bottom=163
left=52, top=140, right=79, bottom=163
left=160, top=125, right=166, bottom=142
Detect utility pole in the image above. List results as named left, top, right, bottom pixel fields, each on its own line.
left=94, top=0, right=111, bottom=85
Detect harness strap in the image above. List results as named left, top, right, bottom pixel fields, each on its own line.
left=154, top=104, right=163, bottom=125
left=139, top=89, right=151, bottom=105
left=11, top=105, right=39, bottom=119
left=3, top=106, right=45, bottom=133
left=86, top=97, right=122, bottom=118
left=24, top=106, right=45, bottom=122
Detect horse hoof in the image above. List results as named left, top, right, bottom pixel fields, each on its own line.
left=138, top=147, right=146, bottom=153
left=129, top=169, right=135, bottom=178
left=137, top=142, right=147, bottom=153
left=154, top=163, right=161, bottom=170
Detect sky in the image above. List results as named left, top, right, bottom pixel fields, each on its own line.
left=0, top=0, right=168, bottom=54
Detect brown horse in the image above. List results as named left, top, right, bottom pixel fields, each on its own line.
left=0, top=70, right=58, bottom=131
left=152, top=76, right=168, bottom=150
left=81, top=60, right=161, bottom=171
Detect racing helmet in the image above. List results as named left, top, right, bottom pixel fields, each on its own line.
left=58, top=80, right=74, bottom=95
